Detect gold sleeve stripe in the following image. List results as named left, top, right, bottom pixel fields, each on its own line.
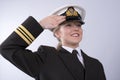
left=14, top=25, right=35, bottom=45
left=15, top=30, right=31, bottom=45
left=17, top=27, right=33, bottom=43
left=19, top=25, right=35, bottom=40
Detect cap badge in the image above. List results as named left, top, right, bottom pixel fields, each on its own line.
left=66, top=7, right=79, bottom=16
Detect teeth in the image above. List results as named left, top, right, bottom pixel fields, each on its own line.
left=72, top=33, right=79, bottom=37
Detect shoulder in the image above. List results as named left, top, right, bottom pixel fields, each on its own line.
left=37, top=45, right=57, bottom=54
left=39, top=45, right=56, bottom=50
left=81, top=50, right=103, bottom=66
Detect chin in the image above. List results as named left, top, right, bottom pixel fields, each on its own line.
left=71, top=39, right=81, bottom=43
left=69, top=40, right=80, bottom=45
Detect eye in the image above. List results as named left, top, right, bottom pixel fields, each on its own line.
left=75, top=23, right=82, bottom=27
left=65, top=23, right=72, bottom=27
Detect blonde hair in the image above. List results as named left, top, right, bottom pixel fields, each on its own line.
left=53, top=25, right=62, bottom=50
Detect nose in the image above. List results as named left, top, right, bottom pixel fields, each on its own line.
left=73, top=25, right=80, bottom=30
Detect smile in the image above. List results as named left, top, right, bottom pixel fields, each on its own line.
left=71, top=33, right=80, bottom=37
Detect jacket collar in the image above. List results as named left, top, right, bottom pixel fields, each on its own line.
left=58, top=47, right=85, bottom=80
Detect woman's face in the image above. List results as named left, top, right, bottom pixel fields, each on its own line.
left=55, top=21, right=83, bottom=48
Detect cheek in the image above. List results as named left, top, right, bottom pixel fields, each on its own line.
left=60, top=29, right=70, bottom=37
left=79, top=28, right=83, bottom=34
left=80, top=30, right=83, bottom=35
left=57, top=29, right=67, bottom=39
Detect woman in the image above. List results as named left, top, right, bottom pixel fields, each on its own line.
left=0, top=5, right=106, bottom=80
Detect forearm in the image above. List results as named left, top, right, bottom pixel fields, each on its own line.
left=0, top=16, right=43, bottom=59
left=0, top=16, right=45, bottom=77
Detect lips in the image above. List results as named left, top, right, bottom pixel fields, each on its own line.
left=71, top=33, right=80, bottom=37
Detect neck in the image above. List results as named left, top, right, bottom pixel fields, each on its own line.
left=62, top=43, right=79, bottom=49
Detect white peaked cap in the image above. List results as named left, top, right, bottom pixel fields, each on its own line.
left=50, top=4, right=86, bottom=21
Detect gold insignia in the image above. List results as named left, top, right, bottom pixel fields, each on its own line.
left=15, top=25, right=35, bottom=45
left=66, top=7, right=79, bottom=16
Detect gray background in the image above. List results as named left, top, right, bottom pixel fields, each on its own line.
left=0, top=0, right=120, bottom=80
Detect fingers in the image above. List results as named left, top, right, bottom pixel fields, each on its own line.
left=56, top=16, right=66, bottom=24
left=52, top=15, right=66, bottom=22
left=39, top=15, right=66, bottom=29
left=51, top=15, right=66, bottom=27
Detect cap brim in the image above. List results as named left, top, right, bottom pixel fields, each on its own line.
left=59, top=20, right=85, bottom=26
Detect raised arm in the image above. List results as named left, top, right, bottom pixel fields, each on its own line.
left=0, top=15, right=65, bottom=78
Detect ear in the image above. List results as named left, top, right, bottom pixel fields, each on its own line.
left=54, top=30, right=61, bottom=39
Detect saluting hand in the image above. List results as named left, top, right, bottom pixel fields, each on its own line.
left=39, top=15, right=66, bottom=30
